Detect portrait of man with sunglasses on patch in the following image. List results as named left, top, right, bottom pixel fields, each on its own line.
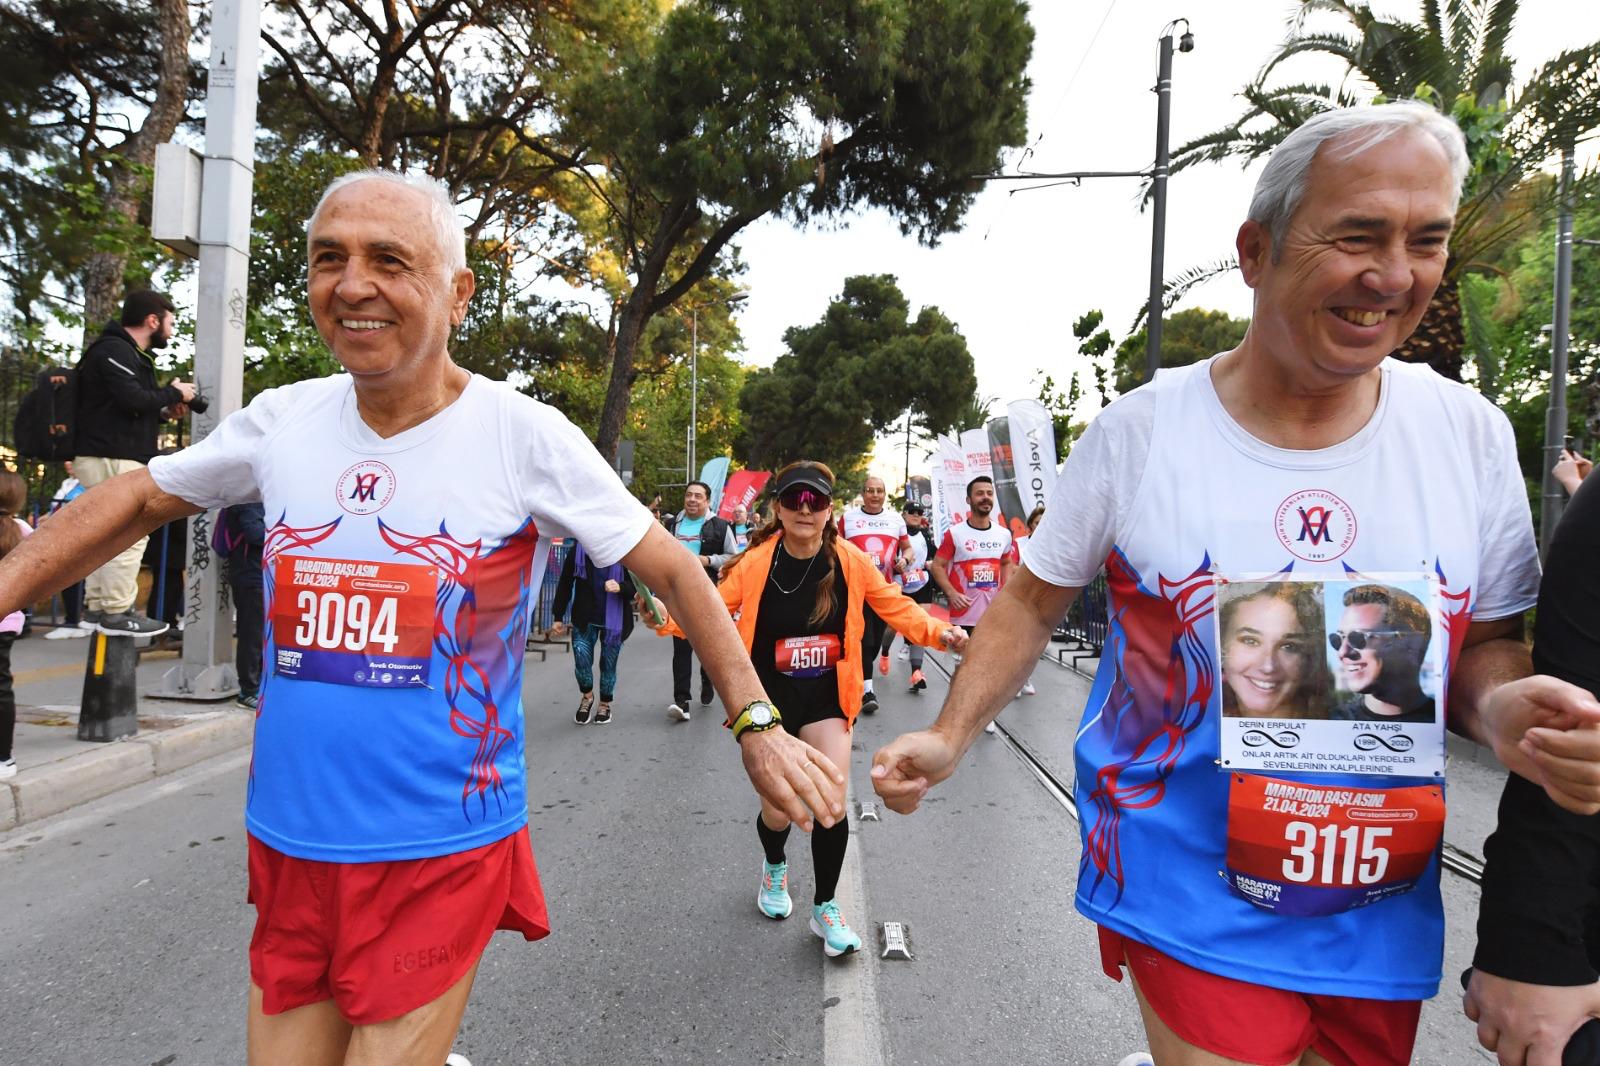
left=1329, top=583, right=1436, bottom=724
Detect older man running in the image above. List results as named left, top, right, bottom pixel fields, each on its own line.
left=872, top=102, right=1600, bottom=1066
left=0, top=171, right=842, bottom=1066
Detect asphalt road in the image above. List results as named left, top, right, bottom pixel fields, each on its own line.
left=0, top=632, right=1504, bottom=1065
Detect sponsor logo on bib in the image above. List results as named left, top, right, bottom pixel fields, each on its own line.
left=1274, top=489, right=1356, bottom=562
left=337, top=460, right=397, bottom=516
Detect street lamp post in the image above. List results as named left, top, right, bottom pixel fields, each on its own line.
left=1145, top=19, right=1193, bottom=385
left=1540, top=146, right=1576, bottom=556
left=687, top=291, right=748, bottom=482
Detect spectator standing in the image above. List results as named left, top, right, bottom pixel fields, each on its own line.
left=662, top=481, right=738, bottom=720
left=73, top=289, right=196, bottom=637
left=220, top=502, right=265, bottom=710
left=0, top=470, right=31, bottom=780
left=41, top=464, right=89, bottom=640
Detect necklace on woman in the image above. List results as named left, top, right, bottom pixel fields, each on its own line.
left=768, top=539, right=820, bottom=595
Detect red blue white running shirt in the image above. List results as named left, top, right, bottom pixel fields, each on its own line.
left=839, top=506, right=907, bottom=580
left=935, top=520, right=1017, bottom=626
left=1020, top=357, right=1539, bottom=1000
left=149, top=374, right=653, bottom=862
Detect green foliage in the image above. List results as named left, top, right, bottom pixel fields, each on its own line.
left=735, top=275, right=976, bottom=490
left=1113, top=308, right=1251, bottom=398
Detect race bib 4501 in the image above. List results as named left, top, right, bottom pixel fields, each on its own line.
left=1224, top=773, right=1444, bottom=917
left=271, top=556, right=436, bottom=688
left=775, top=634, right=842, bottom=678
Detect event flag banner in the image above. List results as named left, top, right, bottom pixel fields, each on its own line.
left=1006, top=399, right=1058, bottom=519
left=905, top=475, right=932, bottom=511
left=698, top=456, right=731, bottom=512
left=932, top=434, right=968, bottom=543
left=985, top=415, right=1031, bottom=543
left=717, top=470, right=771, bottom=521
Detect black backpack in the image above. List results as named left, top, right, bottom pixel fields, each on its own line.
left=12, top=366, right=78, bottom=461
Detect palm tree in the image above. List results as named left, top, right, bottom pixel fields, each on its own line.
left=1164, top=0, right=1600, bottom=380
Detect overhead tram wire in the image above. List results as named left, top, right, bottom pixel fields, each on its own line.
left=985, top=0, right=1123, bottom=239
left=922, top=650, right=1487, bottom=885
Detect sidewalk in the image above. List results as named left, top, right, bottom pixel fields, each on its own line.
left=1, top=622, right=254, bottom=832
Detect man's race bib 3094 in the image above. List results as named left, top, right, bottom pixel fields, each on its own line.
left=1224, top=772, right=1444, bottom=917
left=271, top=556, right=436, bottom=688
left=775, top=634, right=842, bottom=678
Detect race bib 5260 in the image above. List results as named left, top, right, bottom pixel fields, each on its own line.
left=967, top=562, right=998, bottom=589
left=775, top=634, right=842, bottom=678
left=271, top=556, right=436, bottom=688
left=1224, top=773, right=1444, bottom=917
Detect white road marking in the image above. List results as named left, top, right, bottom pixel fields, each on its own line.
left=823, top=778, right=888, bottom=1066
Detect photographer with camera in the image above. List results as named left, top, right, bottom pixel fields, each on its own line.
left=73, top=290, right=198, bottom=637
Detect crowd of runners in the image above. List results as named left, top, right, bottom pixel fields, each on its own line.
left=4, top=99, right=1600, bottom=1066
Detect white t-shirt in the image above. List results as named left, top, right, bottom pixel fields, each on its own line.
left=1020, top=355, right=1540, bottom=1000
left=934, top=518, right=1017, bottom=626
left=148, top=373, right=653, bottom=862
left=839, top=507, right=908, bottom=578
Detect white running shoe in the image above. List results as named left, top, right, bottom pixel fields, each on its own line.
left=667, top=702, right=691, bottom=722
left=44, top=626, right=89, bottom=640
left=897, top=644, right=909, bottom=660
left=1116, top=1055, right=1154, bottom=1066
left=0, top=758, right=16, bottom=781
left=445, top=1054, right=474, bottom=1066
left=1020, top=681, right=1036, bottom=696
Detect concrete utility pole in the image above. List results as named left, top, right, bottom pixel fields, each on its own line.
left=1539, top=145, right=1576, bottom=559
left=1144, top=19, right=1193, bottom=385
left=152, top=0, right=260, bottom=698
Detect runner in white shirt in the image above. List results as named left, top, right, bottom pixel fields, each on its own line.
left=870, top=103, right=1600, bottom=1066
left=930, top=475, right=1017, bottom=646
left=0, top=171, right=847, bottom=1066
left=838, top=476, right=910, bottom=714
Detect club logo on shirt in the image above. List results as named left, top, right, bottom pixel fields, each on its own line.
left=336, top=460, right=397, bottom=516
left=1274, top=489, right=1356, bottom=562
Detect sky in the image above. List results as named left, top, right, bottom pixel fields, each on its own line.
left=726, top=0, right=1600, bottom=482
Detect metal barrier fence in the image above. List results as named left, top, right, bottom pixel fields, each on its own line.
left=531, top=538, right=573, bottom=635
left=1052, top=570, right=1108, bottom=672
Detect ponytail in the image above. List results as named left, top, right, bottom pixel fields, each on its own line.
left=807, top=520, right=840, bottom=627
left=0, top=470, right=27, bottom=558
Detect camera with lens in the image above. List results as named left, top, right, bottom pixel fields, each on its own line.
left=186, top=390, right=210, bottom=415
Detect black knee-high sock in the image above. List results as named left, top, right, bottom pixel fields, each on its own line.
left=757, top=813, right=790, bottom=865
left=811, top=818, right=849, bottom=905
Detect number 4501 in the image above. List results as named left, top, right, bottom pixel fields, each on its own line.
left=1281, top=822, right=1391, bottom=885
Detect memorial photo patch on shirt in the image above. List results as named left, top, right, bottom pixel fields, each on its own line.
left=1214, top=573, right=1446, bottom=779
left=272, top=555, right=436, bottom=688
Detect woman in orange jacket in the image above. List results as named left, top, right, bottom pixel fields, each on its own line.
left=647, top=460, right=964, bottom=957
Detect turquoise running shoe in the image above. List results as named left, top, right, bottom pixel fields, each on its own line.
left=809, top=899, right=862, bottom=957
left=757, top=861, right=792, bottom=919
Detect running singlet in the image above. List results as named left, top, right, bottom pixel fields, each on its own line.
left=899, top=528, right=932, bottom=595
left=149, top=375, right=653, bottom=862
left=673, top=514, right=706, bottom=555
left=935, top=520, right=1016, bottom=626
left=839, top=507, right=906, bottom=579
left=1021, top=358, right=1540, bottom=999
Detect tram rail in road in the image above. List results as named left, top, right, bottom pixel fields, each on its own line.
left=922, top=652, right=1486, bottom=885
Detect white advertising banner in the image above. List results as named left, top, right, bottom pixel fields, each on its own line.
left=932, top=434, right=967, bottom=543
left=1006, top=399, right=1059, bottom=518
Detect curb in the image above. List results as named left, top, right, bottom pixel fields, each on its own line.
left=1, top=712, right=254, bottom=832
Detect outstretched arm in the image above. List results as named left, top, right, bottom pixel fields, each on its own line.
left=872, top=566, right=1077, bottom=813
left=0, top=469, right=201, bottom=617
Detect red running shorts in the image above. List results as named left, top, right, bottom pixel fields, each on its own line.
left=1098, top=925, right=1422, bottom=1066
left=247, top=829, right=549, bottom=1025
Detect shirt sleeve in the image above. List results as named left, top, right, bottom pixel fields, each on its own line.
left=1020, top=391, right=1153, bottom=588
left=146, top=385, right=303, bottom=508
left=1468, top=401, right=1541, bottom=620
left=934, top=529, right=954, bottom=562
left=506, top=392, right=653, bottom=568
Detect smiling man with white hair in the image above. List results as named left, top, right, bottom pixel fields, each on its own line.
left=0, top=170, right=845, bottom=1064
left=872, top=101, right=1600, bottom=1066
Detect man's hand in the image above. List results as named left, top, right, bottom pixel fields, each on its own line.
left=870, top=728, right=964, bottom=814
left=940, top=627, right=968, bottom=653
left=161, top=402, right=190, bottom=420
left=1484, top=675, right=1600, bottom=814
left=947, top=590, right=972, bottom=614
left=548, top=621, right=567, bottom=639
left=1464, top=968, right=1600, bottom=1066
left=1554, top=450, right=1593, bottom=496
left=169, top=379, right=197, bottom=402
left=603, top=579, right=621, bottom=593
left=739, top=728, right=845, bottom=832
